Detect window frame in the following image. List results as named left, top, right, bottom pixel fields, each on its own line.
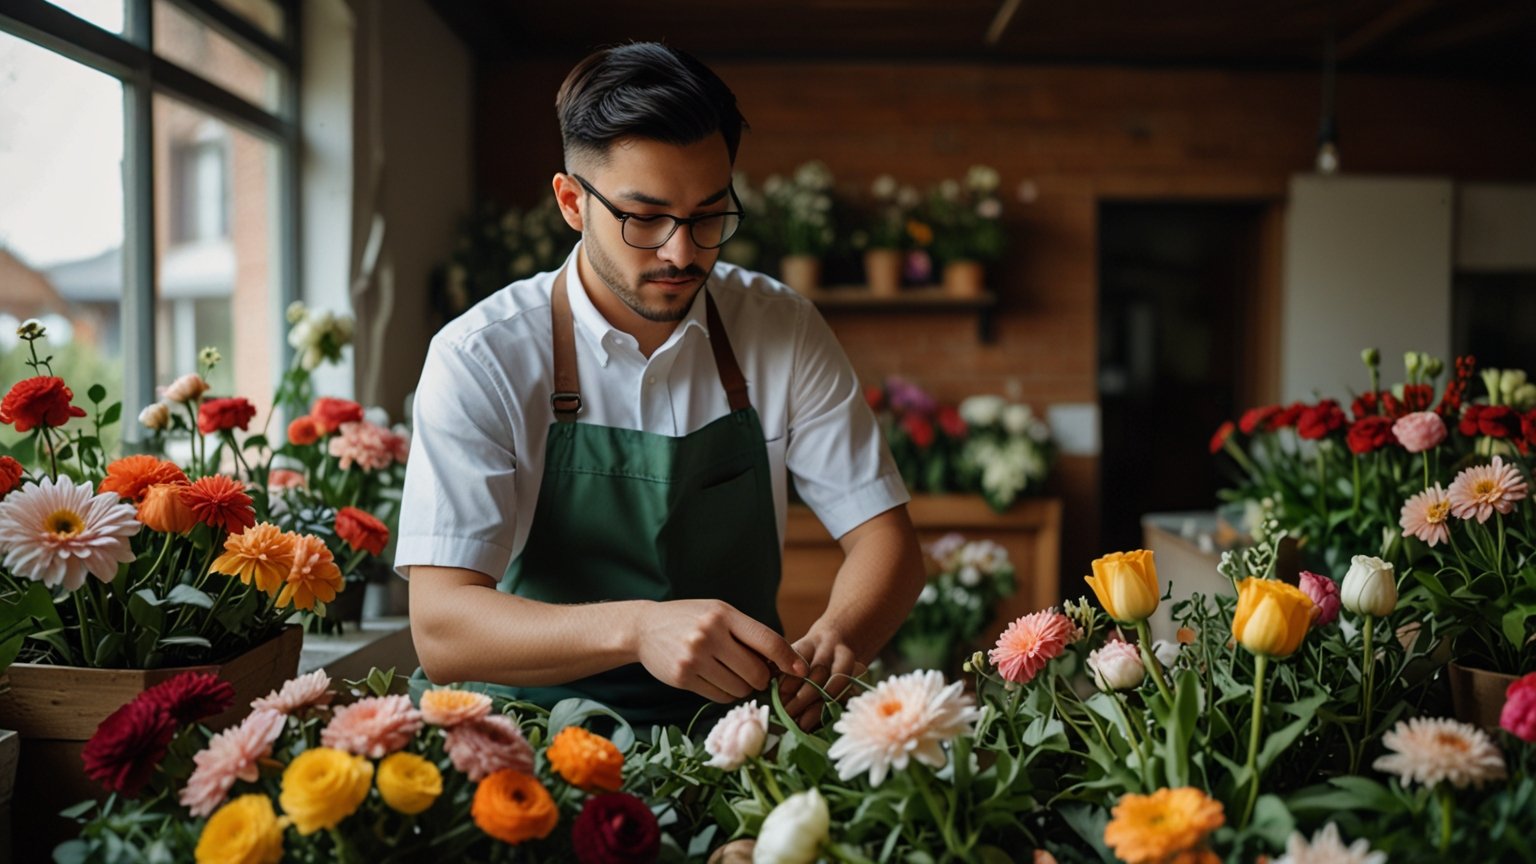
left=0, top=0, right=302, bottom=446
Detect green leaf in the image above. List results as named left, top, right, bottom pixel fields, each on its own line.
left=1257, top=691, right=1327, bottom=773
left=243, top=434, right=269, bottom=452
left=546, top=697, right=636, bottom=753
left=1501, top=606, right=1533, bottom=651
left=87, top=384, right=106, bottom=403
left=166, top=584, right=215, bottom=609
left=59, top=800, right=98, bottom=819
left=158, top=635, right=212, bottom=649
left=55, top=444, right=74, bottom=462
left=102, top=401, right=122, bottom=426
left=1163, top=668, right=1201, bottom=788
left=92, top=632, right=124, bottom=666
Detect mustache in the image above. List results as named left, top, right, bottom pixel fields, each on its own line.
left=640, top=266, right=708, bottom=281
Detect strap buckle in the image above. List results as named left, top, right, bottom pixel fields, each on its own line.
left=551, top=391, right=583, bottom=416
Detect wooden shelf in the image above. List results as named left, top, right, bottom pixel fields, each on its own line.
left=797, top=286, right=999, bottom=341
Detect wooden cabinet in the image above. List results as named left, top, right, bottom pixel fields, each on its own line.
left=778, top=495, right=1062, bottom=643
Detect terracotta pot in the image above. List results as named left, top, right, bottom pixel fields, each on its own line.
left=863, top=248, right=903, bottom=296
left=942, top=260, right=986, bottom=297
left=1447, top=661, right=1516, bottom=731
left=779, top=255, right=822, bottom=294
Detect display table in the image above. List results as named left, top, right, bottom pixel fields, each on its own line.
left=779, top=495, right=1062, bottom=643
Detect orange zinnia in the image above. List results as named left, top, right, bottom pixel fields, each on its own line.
left=211, top=523, right=297, bottom=595
left=276, top=533, right=343, bottom=611
left=545, top=726, right=624, bottom=792
left=137, top=483, right=199, bottom=534
left=287, top=416, right=320, bottom=446
left=335, top=506, right=389, bottom=556
left=179, top=475, right=256, bottom=535
left=100, top=455, right=188, bottom=503
left=471, top=769, right=558, bottom=845
left=1103, top=787, right=1225, bottom=864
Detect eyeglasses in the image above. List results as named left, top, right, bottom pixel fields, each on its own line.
left=571, top=174, right=745, bottom=250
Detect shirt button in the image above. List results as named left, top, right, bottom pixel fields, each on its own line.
left=646, top=376, right=656, bottom=385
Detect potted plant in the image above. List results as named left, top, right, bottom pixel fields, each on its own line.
left=925, top=165, right=1005, bottom=297
left=762, top=160, right=836, bottom=294
left=850, top=174, right=921, bottom=296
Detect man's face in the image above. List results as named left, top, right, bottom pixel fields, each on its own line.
left=569, top=135, right=734, bottom=323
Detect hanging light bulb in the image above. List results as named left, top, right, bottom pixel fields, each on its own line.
left=1315, top=25, right=1340, bottom=175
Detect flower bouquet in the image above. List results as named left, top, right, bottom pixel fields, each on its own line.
left=889, top=533, right=1015, bottom=673
left=956, top=394, right=1056, bottom=511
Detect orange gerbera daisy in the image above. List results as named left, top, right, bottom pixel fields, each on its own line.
left=100, top=455, right=188, bottom=503
left=276, top=533, right=343, bottom=611
left=179, top=475, right=256, bottom=535
left=210, top=523, right=297, bottom=595
left=545, top=726, right=624, bottom=792
left=1103, top=787, right=1225, bottom=864
left=137, top=483, right=199, bottom=534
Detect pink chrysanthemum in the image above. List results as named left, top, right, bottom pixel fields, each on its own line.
left=1400, top=484, right=1453, bottom=547
left=988, top=609, right=1078, bottom=684
left=419, top=688, right=493, bottom=728
left=320, top=694, right=422, bottom=758
left=179, top=709, right=286, bottom=817
left=826, top=669, right=980, bottom=786
left=1446, top=456, right=1529, bottom=524
left=442, top=714, right=535, bottom=781
left=328, top=421, right=408, bottom=471
left=0, top=475, right=141, bottom=591
left=1373, top=716, right=1506, bottom=789
left=251, top=669, right=333, bottom=715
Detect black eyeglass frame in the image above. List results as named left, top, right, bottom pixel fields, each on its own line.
left=571, top=173, right=746, bottom=250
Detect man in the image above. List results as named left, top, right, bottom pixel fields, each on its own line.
left=398, top=42, right=925, bottom=731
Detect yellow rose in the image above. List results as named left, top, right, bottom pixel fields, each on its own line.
left=1232, top=578, right=1313, bottom=658
left=1085, top=550, right=1161, bottom=624
left=376, top=751, right=443, bottom=815
left=195, top=794, right=285, bottom=864
left=279, top=747, right=373, bottom=835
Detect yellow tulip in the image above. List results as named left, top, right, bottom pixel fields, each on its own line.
left=1085, top=550, right=1161, bottom=624
left=1232, top=579, right=1313, bottom=658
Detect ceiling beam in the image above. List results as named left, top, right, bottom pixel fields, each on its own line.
left=985, top=0, right=1023, bottom=46
left=1336, top=0, right=1439, bottom=62
left=1395, top=4, right=1536, bottom=57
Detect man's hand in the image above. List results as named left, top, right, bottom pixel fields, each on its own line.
left=780, top=624, right=867, bottom=731
left=635, top=599, right=807, bottom=703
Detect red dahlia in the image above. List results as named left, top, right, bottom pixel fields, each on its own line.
left=80, top=698, right=179, bottom=796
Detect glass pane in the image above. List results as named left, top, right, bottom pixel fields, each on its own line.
left=153, top=0, right=282, bottom=112
left=0, top=31, right=126, bottom=450
left=44, top=0, right=125, bottom=34
left=211, top=0, right=285, bottom=40
left=154, top=94, right=281, bottom=422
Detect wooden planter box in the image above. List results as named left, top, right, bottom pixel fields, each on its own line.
left=0, top=626, right=303, bottom=858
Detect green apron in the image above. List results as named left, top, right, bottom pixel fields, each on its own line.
left=413, top=268, right=783, bottom=729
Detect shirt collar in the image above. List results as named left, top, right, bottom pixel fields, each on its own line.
left=561, top=242, right=711, bottom=366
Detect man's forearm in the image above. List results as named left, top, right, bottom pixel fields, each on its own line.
left=815, top=505, right=927, bottom=662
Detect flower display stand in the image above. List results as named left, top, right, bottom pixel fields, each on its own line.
left=0, top=625, right=302, bottom=859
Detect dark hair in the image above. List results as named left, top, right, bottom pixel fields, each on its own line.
left=556, top=42, right=747, bottom=168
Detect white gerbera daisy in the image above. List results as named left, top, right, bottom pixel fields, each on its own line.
left=826, top=669, right=980, bottom=786
left=0, top=475, right=141, bottom=591
left=1273, top=822, right=1386, bottom=864
left=1373, top=716, right=1506, bottom=789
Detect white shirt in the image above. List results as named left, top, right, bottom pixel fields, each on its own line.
left=394, top=244, right=908, bottom=580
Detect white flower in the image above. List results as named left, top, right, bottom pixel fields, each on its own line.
left=364, top=406, right=391, bottom=427
left=1001, top=403, right=1034, bottom=436
left=965, top=165, right=1000, bottom=192
left=1340, top=555, right=1396, bottom=617
left=917, top=584, right=938, bottom=604
left=976, top=198, right=1002, bottom=219
left=897, top=185, right=920, bottom=209
left=870, top=174, right=898, bottom=200
left=138, top=402, right=170, bottom=431
left=1272, top=822, right=1386, bottom=864
left=1088, top=640, right=1144, bottom=691
left=827, top=669, right=979, bottom=786
left=163, top=372, right=210, bottom=403
left=287, top=319, right=316, bottom=352
left=959, top=395, right=1005, bottom=427
left=285, top=301, right=307, bottom=324
left=0, top=475, right=141, bottom=591
left=957, top=564, right=981, bottom=587
left=332, top=315, right=354, bottom=344
left=198, top=346, right=222, bottom=367
left=301, top=345, right=323, bottom=371
left=753, top=788, right=829, bottom=864
left=704, top=700, right=769, bottom=771
left=1151, top=639, right=1181, bottom=668
left=939, top=179, right=960, bottom=201
left=1373, top=716, right=1506, bottom=789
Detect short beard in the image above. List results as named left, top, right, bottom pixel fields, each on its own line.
left=585, top=230, right=709, bottom=323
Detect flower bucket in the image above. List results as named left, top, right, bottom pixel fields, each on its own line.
left=1, top=625, right=301, bottom=857
left=1447, top=661, right=1516, bottom=732
left=864, top=248, right=903, bottom=296
left=942, top=260, right=985, bottom=298
left=779, top=255, right=822, bottom=295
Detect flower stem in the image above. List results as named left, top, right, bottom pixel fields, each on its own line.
left=1134, top=620, right=1175, bottom=709
left=1422, top=451, right=1431, bottom=489
left=1109, top=692, right=1151, bottom=790
left=1351, top=454, right=1362, bottom=519
left=1241, top=653, right=1268, bottom=829
left=915, top=769, right=961, bottom=855
left=1352, top=614, right=1375, bottom=774
left=1438, top=784, right=1454, bottom=853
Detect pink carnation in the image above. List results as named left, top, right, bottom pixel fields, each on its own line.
left=1298, top=571, right=1341, bottom=627
left=1502, top=673, right=1536, bottom=743
left=442, top=714, right=535, bottom=781
left=251, top=669, right=333, bottom=715
left=180, top=708, right=286, bottom=817
left=1392, top=411, right=1447, bottom=453
left=988, top=609, right=1077, bottom=684
left=328, top=421, right=408, bottom=471
left=320, top=694, right=422, bottom=758
left=1447, top=455, right=1529, bottom=523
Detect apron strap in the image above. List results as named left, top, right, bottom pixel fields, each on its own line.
left=548, top=265, right=751, bottom=419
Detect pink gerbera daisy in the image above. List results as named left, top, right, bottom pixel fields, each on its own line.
left=826, top=669, right=980, bottom=786
left=250, top=669, right=333, bottom=715
left=988, top=609, right=1078, bottom=684
left=320, top=694, right=422, bottom=758
left=0, top=475, right=141, bottom=591
left=1400, top=484, right=1453, bottom=547
left=180, top=708, right=286, bottom=817
left=442, top=714, right=535, bottom=781
left=1447, top=456, right=1528, bottom=523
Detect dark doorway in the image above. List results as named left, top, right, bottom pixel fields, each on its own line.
left=1097, top=202, right=1266, bottom=554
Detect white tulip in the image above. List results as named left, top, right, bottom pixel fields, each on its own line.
left=754, top=789, right=829, bottom=864
left=1340, top=555, right=1397, bottom=617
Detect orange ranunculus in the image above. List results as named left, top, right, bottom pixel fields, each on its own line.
left=1232, top=578, right=1313, bottom=658
left=276, top=533, right=343, bottom=610
left=471, top=769, right=558, bottom=845
left=0, top=455, right=24, bottom=499
left=1103, top=787, right=1225, bottom=864
left=180, top=475, right=256, bottom=535
left=211, top=523, right=297, bottom=595
left=100, top=454, right=188, bottom=503
left=545, top=726, right=624, bottom=792
left=197, top=397, right=257, bottom=435
left=0, top=376, right=86, bottom=432
left=287, top=416, right=320, bottom=446
left=137, top=483, right=199, bottom=534
left=310, top=397, right=364, bottom=435
left=1085, top=550, right=1160, bottom=624
left=335, top=506, right=389, bottom=556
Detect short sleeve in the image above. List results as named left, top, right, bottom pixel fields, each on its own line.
left=393, top=337, right=519, bottom=580
left=784, top=302, right=910, bottom=539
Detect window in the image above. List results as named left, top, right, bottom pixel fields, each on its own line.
left=1, top=0, right=299, bottom=440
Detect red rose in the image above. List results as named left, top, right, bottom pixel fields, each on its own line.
left=1346, top=416, right=1395, bottom=455
left=1269, top=402, right=1307, bottom=430
left=1296, top=400, right=1346, bottom=440
left=572, top=793, right=661, bottom=864
left=901, top=412, right=935, bottom=449
left=81, top=698, right=178, bottom=796
left=197, top=397, right=257, bottom=435
left=0, top=455, right=22, bottom=499
left=1238, top=406, right=1278, bottom=435
left=310, top=397, right=364, bottom=435
left=1209, top=421, right=1235, bottom=455
left=0, top=376, right=86, bottom=432
left=936, top=405, right=967, bottom=439
left=1478, top=405, right=1521, bottom=439
left=142, top=672, right=235, bottom=726
left=1459, top=404, right=1484, bottom=437
left=336, top=506, right=390, bottom=556
left=863, top=385, right=884, bottom=412
left=1350, top=392, right=1380, bottom=421
left=1401, top=383, right=1434, bottom=413
left=288, top=415, right=321, bottom=446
